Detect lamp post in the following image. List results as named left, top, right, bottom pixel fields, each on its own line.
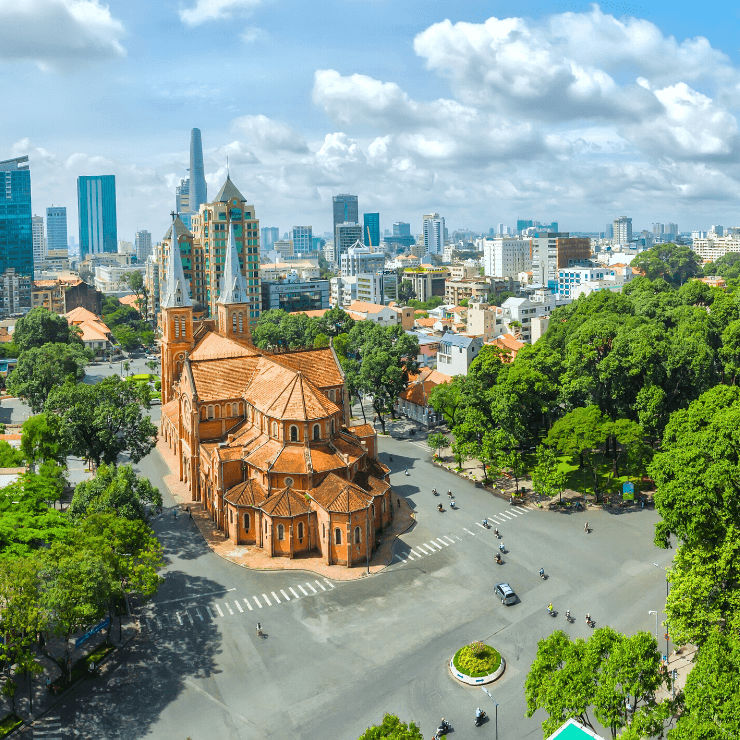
left=648, top=610, right=658, bottom=645
left=481, top=688, right=498, bottom=740
left=654, top=563, right=670, bottom=660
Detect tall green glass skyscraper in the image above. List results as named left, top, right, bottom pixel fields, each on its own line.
left=363, top=213, right=380, bottom=248
left=77, top=175, right=117, bottom=256
left=0, top=156, right=33, bottom=275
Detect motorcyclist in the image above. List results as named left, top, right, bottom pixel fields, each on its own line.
left=494, top=527, right=499, bottom=536
left=499, top=542, right=504, bottom=552
left=476, top=707, right=483, bottom=719
left=437, top=503, right=443, bottom=511
left=450, top=499, right=455, bottom=508
left=539, top=568, right=545, bottom=578
left=483, top=518, right=488, bottom=527
left=548, top=602, right=554, bottom=613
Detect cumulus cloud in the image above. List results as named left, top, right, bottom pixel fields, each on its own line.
left=0, top=0, right=125, bottom=71
left=179, top=0, right=261, bottom=27
left=232, top=114, right=309, bottom=153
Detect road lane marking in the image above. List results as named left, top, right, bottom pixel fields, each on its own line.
left=225, top=603, right=234, bottom=615
left=304, top=583, right=317, bottom=594
left=436, top=538, right=449, bottom=547
left=316, top=581, right=326, bottom=591
left=195, top=607, right=203, bottom=621
left=426, top=541, right=441, bottom=550
left=262, top=593, right=272, bottom=606
left=498, top=512, right=514, bottom=519
left=416, top=544, right=432, bottom=554
left=476, top=522, right=487, bottom=529
left=324, top=580, right=335, bottom=589
left=176, top=612, right=183, bottom=625
left=271, top=591, right=281, bottom=603
left=280, top=590, right=290, bottom=601
left=253, top=596, right=262, bottom=608
left=185, top=609, right=194, bottom=625
left=235, top=601, right=244, bottom=613
left=215, top=604, right=224, bottom=617
left=206, top=607, right=214, bottom=618
left=463, top=528, right=475, bottom=536
left=413, top=548, right=427, bottom=557
left=406, top=552, right=415, bottom=560
left=152, top=587, right=237, bottom=607
left=443, top=536, right=456, bottom=544
left=243, top=598, right=253, bottom=611
left=291, top=587, right=302, bottom=598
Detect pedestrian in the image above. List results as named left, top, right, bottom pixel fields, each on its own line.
left=584, top=521, right=589, bottom=533
left=186, top=506, right=192, bottom=519
left=174, top=508, right=177, bottom=519
left=397, top=498, right=400, bottom=508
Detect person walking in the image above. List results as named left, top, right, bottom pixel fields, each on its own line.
left=584, top=521, right=589, bottom=533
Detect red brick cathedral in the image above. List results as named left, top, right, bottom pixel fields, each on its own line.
left=159, top=213, right=393, bottom=566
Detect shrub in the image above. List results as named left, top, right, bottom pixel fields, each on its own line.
left=453, top=643, right=501, bottom=677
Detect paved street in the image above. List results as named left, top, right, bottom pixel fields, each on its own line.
left=51, top=419, right=671, bottom=740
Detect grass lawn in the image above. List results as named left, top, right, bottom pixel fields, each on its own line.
left=0, top=714, right=22, bottom=738
left=453, top=643, right=501, bottom=677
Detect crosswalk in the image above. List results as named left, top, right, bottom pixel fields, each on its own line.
left=33, top=715, right=62, bottom=739
left=392, top=507, right=529, bottom=566
left=143, top=579, right=336, bottom=632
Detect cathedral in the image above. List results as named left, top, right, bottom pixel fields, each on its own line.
left=159, top=214, right=393, bottom=567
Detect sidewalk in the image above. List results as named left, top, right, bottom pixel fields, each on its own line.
left=156, top=438, right=416, bottom=581
left=655, top=644, right=698, bottom=703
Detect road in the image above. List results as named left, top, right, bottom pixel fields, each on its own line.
left=54, top=418, right=671, bottom=740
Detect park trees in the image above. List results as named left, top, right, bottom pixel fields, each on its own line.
left=124, top=271, right=149, bottom=319
left=357, top=714, right=423, bottom=740
left=46, top=376, right=157, bottom=467
left=6, top=342, right=90, bottom=413
left=531, top=445, right=567, bottom=503
left=21, top=413, right=68, bottom=468
left=631, top=243, right=701, bottom=287
left=13, top=307, right=82, bottom=351
left=397, top=280, right=415, bottom=305
left=426, top=431, right=449, bottom=459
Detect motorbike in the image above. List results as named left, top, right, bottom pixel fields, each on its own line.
left=433, top=488, right=439, bottom=496
left=475, top=710, right=487, bottom=727
left=499, top=543, right=505, bottom=553
left=540, top=569, right=546, bottom=579
left=565, top=610, right=573, bottom=623
left=435, top=719, right=452, bottom=737
left=586, top=614, right=595, bottom=628
left=495, top=554, right=502, bottom=564
left=437, top=504, right=443, bottom=512
left=548, top=605, right=556, bottom=617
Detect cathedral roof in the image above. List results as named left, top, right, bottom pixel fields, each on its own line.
left=162, top=215, right=192, bottom=241
left=190, top=330, right=258, bottom=361
left=214, top=175, right=246, bottom=204
left=310, top=474, right=372, bottom=513
left=161, top=217, right=192, bottom=309
left=261, top=486, right=310, bottom=517
left=190, top=355, right=260, bottom=401
left=269, top=348, right=344, bottom=389
left=224, top=479, right=267, bottom=507
left=217, top=224, right=250, bottom=306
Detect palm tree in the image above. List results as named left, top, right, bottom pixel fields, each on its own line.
left=123, top=360, right=131, bottom=376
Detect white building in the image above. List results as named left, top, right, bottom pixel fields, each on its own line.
left=423, top=213, right=445, bottom=256
left=273, top=239, right=294, bottom=259
left=613, top=216, right=633, bottom=244
left=436, top=333, right=483, bottom=375
left=94, top=264, right=146, bottom=294
left=32, top=215, right=45, bottom=263
left=556, top=264, right=632, bottom=298
left=482, top=237, right=532, bottom=278
left=292, top=226, right=312, bottom=255
left=692, top=236, right=740, bottom=263
left=340, top=243, right=385, bottom=276
left=135, top=230, right=152, bottom=262
left=331, top=272, right=397, bottom=306
left=345, top=301, right=400, bottom=327
left=117, top=240, right=134, bottom=255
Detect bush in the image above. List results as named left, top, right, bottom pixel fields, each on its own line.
left=0, top=713, right=22, bottom=738
left=453, top=642, right=501, bottom=677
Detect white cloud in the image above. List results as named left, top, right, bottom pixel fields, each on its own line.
left=232, top=114, right=309, bottom=153
left=241, top=25, right=267, bottom=43
left=179, top=0, right=261, bottom=27
left=0, top=0, right=125, bottom=71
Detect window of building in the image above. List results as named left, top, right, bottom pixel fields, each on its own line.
left=331, top=419, right=335, bottom=435
left=229, top=509, right=233, bottom=523
left=328, top=389, right=335, bottom=401
left=354, top=526, right=361, bottom=544
left=174, top=317, right=180, bottom=338
left=277, top=524, right=285, bottom=541
left=272, top=421, right=278, bottom=437
left=382, top=499, right=386, bottom=513
left=322, top=523, right=326, bottom=539
left=335, top=528, right=342, bottom=545
left=298, top=522, right=304, bottom=540
left=290, top=425, right=299, bottom=442
left=285, top=477, right=294, bottom=487
left=207, top=405, right=214, bottom=420
left=244, top=513, right=250, bottom=531
left=232, top=313, right=237, bottom=332
left=239, top=313, right=243, bottom=333
left=313, top=424, right=320, bottom=441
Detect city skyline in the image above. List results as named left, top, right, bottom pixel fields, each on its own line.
left=3, top=2, right=740, bottom=239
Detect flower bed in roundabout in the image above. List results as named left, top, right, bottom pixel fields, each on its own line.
left=449, top=641, right=506, bottom=685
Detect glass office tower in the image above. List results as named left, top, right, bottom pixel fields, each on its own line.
left=333, top=194, right=358, bottom=231
left=0, top=156, right=33, bottom=275
left=363, top=213, right=380, bottom=249
left=77, top=175, right=118, bottom=256
left=189, top=128, right=207, bottom=217
left=46, top=206, right=68, bottom=253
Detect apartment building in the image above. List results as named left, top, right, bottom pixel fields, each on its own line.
left=403, top=268, right=450, bottom=302
left=482, top=237, right=532, bottom=278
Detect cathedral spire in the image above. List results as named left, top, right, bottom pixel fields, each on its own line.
left=162, top=212, right=192, bottom=308
left=218, top=224, right=249, bottom=305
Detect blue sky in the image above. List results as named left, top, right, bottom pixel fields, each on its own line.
left=3, top=0, right=740, bottom=242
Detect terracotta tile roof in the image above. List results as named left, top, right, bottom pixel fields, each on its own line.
left=267, top=348, right=344, bottom=389
left=310, top=473, right=371, bottom=513
left=215, top=446, right=244, bottom=462
left=309, top=444, right=344, bottom=473
left=162, top=400, right=179, bottom=425
left=0, top=327, right=13, bottom=343
left=352, top=470, right=390, bottom=497
left=224, top=479, right=267, bottom=507
left=490, top=333, right=526, bottom=354
left=367, top=459, right=390, bottom=479
left=0, top=433, right=22, bottom=442
left=270, top=445, right=309, bottom=474
left=414, top=317, right=437, bottom=328
left=345, top=310, right=366, bottom=321
left=190, top=331, right=258, bottom=361
left=246, top=438, right=283, bottom=469
left=289, top=309, right=329, bottom=318
left=399, top=379, right=436, bottom=406
left=78, top=320, right=110, bottom=343
left=118, top=294, right=141, bottom=308
left=331, top=436, right=364, bottom=462
left=190, top=356, right=261, bottom=401
left=348, top=423, right=375, bottom=438
left=261, top=486, right=310, bottom=517
left=65, top=306, right=99, bottom=323
left=346, top=300, right=387, bottom=314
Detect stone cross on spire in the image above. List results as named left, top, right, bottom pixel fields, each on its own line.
left=161, top=213, right=192, bottom=308
left=217, top=224, right=249, bottom=305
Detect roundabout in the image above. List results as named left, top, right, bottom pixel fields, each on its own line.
left=449, top=641, right=506, bottom=685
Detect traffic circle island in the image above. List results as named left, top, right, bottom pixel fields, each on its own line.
left=449, top=641, right=506, bottom=685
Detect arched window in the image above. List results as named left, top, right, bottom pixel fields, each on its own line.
left=298, top=522, right=304, bottom=540
left=272, top=422, right=278, bottom=437
left=201, top=407, right=207, bottom=420
left=207, top=406, right=214, bottom=420
left=264, top=519, right=267, bottom=533
left=215, top=406, right=220, bottom=418
left=328, top=389, right=335, bottom=401
left=334, top=528, right=342, bottom=545
left=229, top=509, right=233, bottom=523
left=322, top=523, right=326, bottom=539
left=313, top=424, right=320, bottom=441
left=277, top=524, right=285, bottom=541
left=382, top=499, right=386, bottom=513
left=244, top=513, right=250, bottom=531
left=331, top=419, right=335, bottom=435
left=355, top=526, right=362, bottom=544
left=372, top=504, right=375, bottom=517
left=239, top=313, right=243, bottom=333
left=290, top=425, right=299, bottom=442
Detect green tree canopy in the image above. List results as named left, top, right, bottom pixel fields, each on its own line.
left=631, top=243, right=701, bottom=287
left=13, top=307, right=82, bottom=351
left=46, top=376, right=157, bottom=467
left=21, top=412, right=69, bottom=467
left=6, top=342, right=90, bottom=413
left=68, top=464, right=162, bottom=522
left=357, top=714, right=423, bottom=740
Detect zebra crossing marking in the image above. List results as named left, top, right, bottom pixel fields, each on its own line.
left=243, top=598, right=253, bottom=610
left=262, top=593, right=272, bottom=606
left=235, top=601, right=244, bottom=613
left=280, top=589, right=290, bottom=601
left=290, top=587, right=301, bottom=598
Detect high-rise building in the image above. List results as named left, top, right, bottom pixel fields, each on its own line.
left=483, top=238, right=532, bottom=278
left=333, top=194, right=358, bottom=232
left=189, top=128, right=207, bottom=217
left=363, top=213, right=380, bottom=249
left=652, top=223, right=664, bottom=235
left=605, top=223, right=614, bottom=239
left=613, top=216, right=632, bottom=244
left=135, top=230, right=152, bottom=262
left=665, top=223, right=679, bottom=237
left=77, top=175, right=118, bottom=256
left=32, top=215, right=45, bottom=264
left=0, top=156, right=33, bottom=276
left=423, top=213, right=445, bottom=255
left=333, top=223, right=363, bottom=264
left=393, top=222, right=411, bottom=237
left=46, top=206, right=68, bottom=254
left=176, top=178, right=191, bottom=229
left=261, top=227, right=279, bottom=251
left=292, top=226, right=313, bottom=254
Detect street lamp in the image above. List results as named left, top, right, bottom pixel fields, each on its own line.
left=648, top=610, right=658, bottom=645
left=654, top=563, right=670, bottom=661
left=481, top=688, right=498, bottom=740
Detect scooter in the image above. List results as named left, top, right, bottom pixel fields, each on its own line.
left=499, top=543, right=505, bottom=554
left=474, top=710, right=487, bottom=727
left=565, top=610, right=573, bottom=623
left=539, top=569, right=546, bottom=579
left=450, top=500, right=456, bottom=509
left=437, top=503, right=443, bottom=512
left=494, top=528, right=500, bottom=538
left=435, top=719, right=451, bottom=737
left=447, top=490, right=452, bottom=497
left=433, top=488, right=439, bottom=496
left=495, top=553, right=502, bottom=565
left=404, top=469, right=410, bottom=476
left=548, top=605, right=556, bottom=617
left=586, top=614, right=595, bottom=628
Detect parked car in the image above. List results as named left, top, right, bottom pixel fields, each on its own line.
left=493, top=582, right=516, bottom=605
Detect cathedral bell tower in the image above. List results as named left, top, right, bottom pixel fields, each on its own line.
left=216, top=223, right=252, bottom=344
left=160, top=213, right=194, bottom=404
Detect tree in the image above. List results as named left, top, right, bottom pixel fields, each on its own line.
left=6, top=342, right=90, bottom=413
left=13, top=307, right=82, bottom=351
left=68, top=464, right=162, bottom=523
left=357, top=714, right=423, bottom=740
left=428, top=380, right=463, bottom=427
left=397, top=280, right=415, bottom=305
left=318, top=307, right=355, bottom=337
left=124, top=271, right=149, bottom=320
left=719, top=319, right=740, bottom=384
left=525, top=628, right=674, bottom=740
left=21, top=413, right=69, bottom=468
left=0, top=439, right=25, bottom=468
left=427, top=431, right=449, bottom=459
left=631, top=243, right=701, bottom=287
left=46, top=376, right=157, bottom=467
left=360, top=350, right=405, bottom=434
left=532, top=445, right=567, bottom=503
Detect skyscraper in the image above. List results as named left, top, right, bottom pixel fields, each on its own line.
left=333, top=194, right=358, bottom=232
left=261, top=227, right=279, bottom=251
left=77, top=175, right=118, bottom=256
left=46, top=206, right=68, bottom=254
left=32, top=215, right=45, bottom=263
left=176, top=178, right=191, bottom=229
left=613, top=216, right=632, bottom=244
left=292, top=226, right=313, bottom=254
left=189, top=128, right=207, bottom=218
left=423, top=213, right=445, bottom=255
left=135, top=230, right=152, bottom=262
left=0, top=156, right=33, bottom=276
left=363, top=213, right=380, bottom=249
left=333, top=222, right=363, bottom=263
left=393, top=222, right=411, bottom=237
